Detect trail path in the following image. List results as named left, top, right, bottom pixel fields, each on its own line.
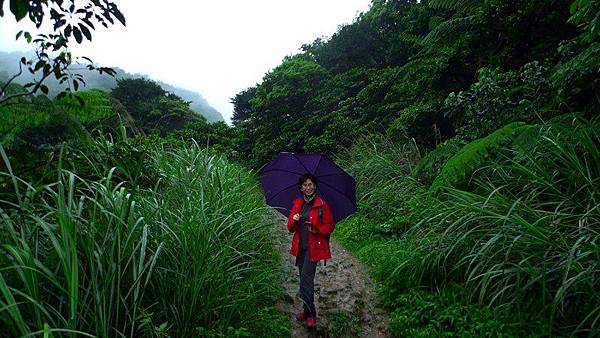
left=272, top=213, right=390, bottom=337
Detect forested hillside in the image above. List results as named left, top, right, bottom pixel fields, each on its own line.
left=232, top=0, right=597, bottom=167
left=1, top=0, right=599, bottom=336
left=229, top=0, right=600, bottom=335
left=0, top=50, right=224, bottom=122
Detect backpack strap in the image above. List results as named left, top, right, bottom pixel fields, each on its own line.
left=317, top=206, right=323, bottom=224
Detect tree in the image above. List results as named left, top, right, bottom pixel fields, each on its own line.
left=111, top=77, right=206, bottom=136
left=230, top=86, right=257, bottom=126
left=0, top=0, right=125, bottom=104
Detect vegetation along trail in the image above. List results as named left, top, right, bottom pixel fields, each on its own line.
left=272, top=212, right=390, bottom=337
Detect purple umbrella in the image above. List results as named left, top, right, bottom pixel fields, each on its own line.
left=259, top=152, right=357, bottom=222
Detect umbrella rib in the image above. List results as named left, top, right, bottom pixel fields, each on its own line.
left=292, top=154, right=313, bottom=174
left=314, top=155, right=323, bottom=176
left=319, top=180, right=355, bottom=206
left=265, top=183, right=299, bottom=204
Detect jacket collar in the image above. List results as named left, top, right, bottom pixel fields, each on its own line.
left=295, top=196, right=324, bottom=207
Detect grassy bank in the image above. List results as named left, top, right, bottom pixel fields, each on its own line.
left=334, top=116, right=600, bottom=336
left=0, top=137, right=288, bottom=337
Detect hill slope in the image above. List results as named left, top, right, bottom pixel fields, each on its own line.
left=0, top=50, right=224, bottom=122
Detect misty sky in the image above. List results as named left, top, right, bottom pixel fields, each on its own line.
left=0, top=0, right=372, bottom=123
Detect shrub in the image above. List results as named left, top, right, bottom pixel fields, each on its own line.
left=0, top=141, right=286, bottom=337
left=388, top=286, right=526, bottom=337
left=412, top=137, right=464, bottom=186
left=445, top=62, right=555, bottom=141
left=430, top=121, right=531, bottom=193
left=412, top=117, right=600, bottom=334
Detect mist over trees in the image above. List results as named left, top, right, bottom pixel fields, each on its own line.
left=0, top=50, right=224, bottom=122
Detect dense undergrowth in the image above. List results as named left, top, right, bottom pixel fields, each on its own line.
left=334, top=116, right=600, bottom=336
left=0, top=135, right=288, bottom=337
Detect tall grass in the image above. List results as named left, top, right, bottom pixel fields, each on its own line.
left=0, top=138, right=285, bottom=336
left=334, top=117, right=600, bottom=335
left=140, top=141, right=282, bottom=335
left=398, top=117, right=600, bottom=334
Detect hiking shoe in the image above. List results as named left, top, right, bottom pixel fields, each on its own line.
left=304, top=317, right=317, bottom=328
left=295, top=312, right=306, bottom=321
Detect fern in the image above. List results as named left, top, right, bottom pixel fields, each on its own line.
left=423, top=0, right=483, bottom=49
left=413, top=137, right=464, bottom=186
left=430, top=122, right=531, bottom=192
left=423, top=14, right=480, bottom=46
left=428, top=0, right=482, bottom=11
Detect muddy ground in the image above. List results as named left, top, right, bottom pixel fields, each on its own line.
left=272, top=215, right=390, bottom=337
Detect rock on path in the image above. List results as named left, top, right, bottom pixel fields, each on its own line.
left=272, top=214, right=390, bottom=337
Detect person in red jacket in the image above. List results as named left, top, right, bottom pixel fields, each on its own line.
left=287, top=173, right=335, bottom=328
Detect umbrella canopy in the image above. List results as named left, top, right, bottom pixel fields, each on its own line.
left=259, top=152, right=357, bottom=222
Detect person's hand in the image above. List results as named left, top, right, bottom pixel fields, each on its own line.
left=308, top=224, right=319, bottom=234
left=293, top=213, right=300, bottom=221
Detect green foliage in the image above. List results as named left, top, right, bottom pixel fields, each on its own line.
left=568, top=0, right=600, bottom=41
left=0, top=87, right=120, bottom=147
left=0, top=140, right=286, bottom=337
left=551, top=41, right=600, bottom=115
left=445, top=62, right=555, bottom=141
left=406, top=118, right=600, bottom=334
left=430, top=121, right=531, bottom=192
left=54, top=89, right=115, bottom=122
left=335, top=134, right=421, bottom=225
left=388, top=286, right=525, bottom=337
left=334, top=118, right=600, bottom=335
left=412, top=137, right=464, bottom=186
left=106, top=78, right=237, bottom=155
left=321, top=309, right=361, bottom=337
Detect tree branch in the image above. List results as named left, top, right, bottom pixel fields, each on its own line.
left=0, top=61, right=60, bottom=105
left=0, top=62, right=24, bottom=100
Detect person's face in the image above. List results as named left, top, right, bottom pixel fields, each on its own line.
left=301, top=179, right=316, bottom=197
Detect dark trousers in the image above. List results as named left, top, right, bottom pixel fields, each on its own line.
left=297, top=248, right=317, bottom=317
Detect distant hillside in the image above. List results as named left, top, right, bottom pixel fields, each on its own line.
left=0, top=50, right=223, bottom=122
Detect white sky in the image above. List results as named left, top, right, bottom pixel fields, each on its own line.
left=0, top=0, right=372, bottom=123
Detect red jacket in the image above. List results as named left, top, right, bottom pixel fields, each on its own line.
left=287, top=196, right=335, bottom=262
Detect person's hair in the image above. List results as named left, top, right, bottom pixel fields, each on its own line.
left=297, top=173, right=318, bottom=192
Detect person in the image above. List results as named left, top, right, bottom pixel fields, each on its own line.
left=287, top=173, right=335, bottom=328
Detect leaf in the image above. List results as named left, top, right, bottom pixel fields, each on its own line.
left=78, top=23, right=92, bottom=41
left=43, top=64, right=52, bottom=76
left=9, top=0, right=28, bottom=21
left=73, top=79, right=79, bottom=91
left=54, top=65, right=62, bottom=79
left=15, top=30, right=23, bottom=40
left=24, top=31, right=32, bottom=43
left=54, top=19, right=67, bottom=30
left=50, top=8, right=60, bottom=20
left=65, top=24, right=72, bottom=38
left=0, top=0, right=4, bottom=17
left=34, top=60, right=45, bottom=71
left=72, top=26, right=82, bottom=43
left=40, top=84, right=49, bottom=95
left=99, top=67, right=116, bottom=76
left=112, top=7, right=126, bottom=26
left=82, top=17, right=95, bottom=30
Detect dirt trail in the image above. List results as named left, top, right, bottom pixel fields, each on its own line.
left=272, top=214, right=390, bottom=337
